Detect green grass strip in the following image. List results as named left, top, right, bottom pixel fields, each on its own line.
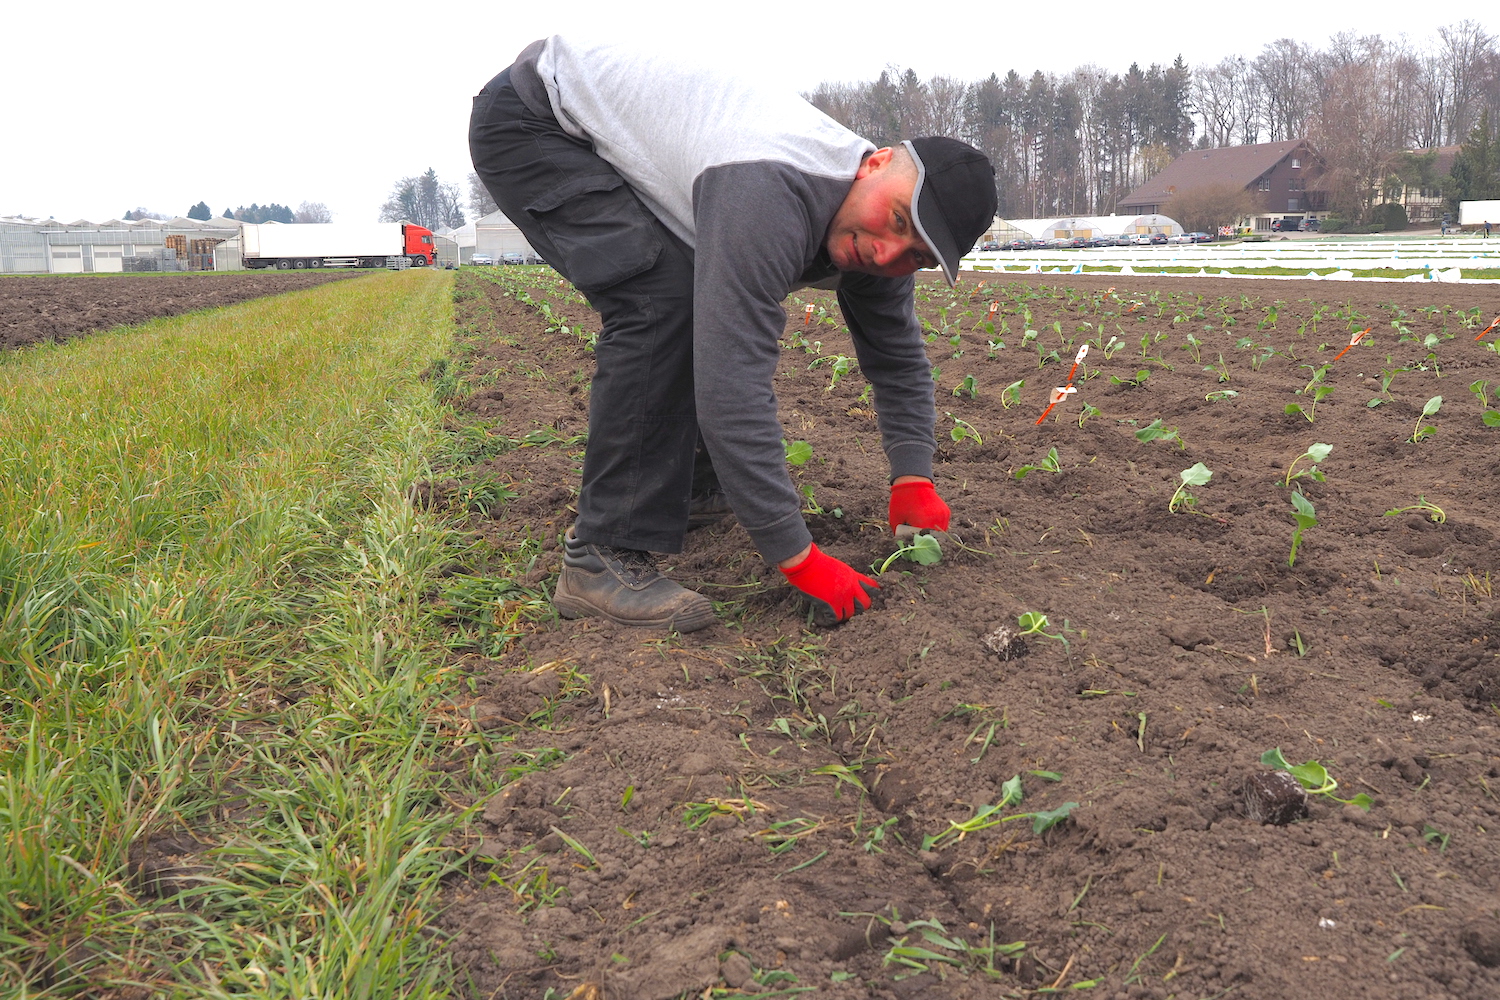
left=0, top=270, right=477, bottom=996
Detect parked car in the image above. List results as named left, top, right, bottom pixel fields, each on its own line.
left=1298, top=218, right=1320, bottom=232
left=1187, top=232, right=1214, bottom=243
left=980, top=240, right=1001, bottom=251
left=469, top=253, right=493, bottom=265
left=1166, top=233, right=1192, bottom=244
left=501, top=251, right=525, bottom=265
left=1027, top=238, right=1051, bottom=250
left=1002, top=238, right=1030, bottom=251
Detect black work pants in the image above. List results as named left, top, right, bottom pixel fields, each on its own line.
left=469, top=69, right=715, bottom=554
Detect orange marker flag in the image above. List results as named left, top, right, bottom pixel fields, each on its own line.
left=1476, top=315, right=1499, bottom=341
left=802, top=303, right=815, bottom=326
left=1035, top=386, right=1077, bottom=425
left=1332, top=326, right=1370, bottom=361
left=1065, top=344, right=1089, bottom=385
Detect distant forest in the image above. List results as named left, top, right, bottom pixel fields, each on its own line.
left=805, top=20, right=1500, bottom=223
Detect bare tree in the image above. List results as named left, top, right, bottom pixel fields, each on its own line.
left=378, top=169, right=465, bottom=230
left=1256, top=39, right=1313, bottom=142
left=1437, top=20, right=1498, bottom=144
left=1194, top=57, right=1246, bottom=148
left=1165, top=183, right=1258, bottom=232
left=1311, top=38, right=1409, bottom=222
left=293, top=201, right=332, bottom=224
left=468, top=172, right=499, bottom=219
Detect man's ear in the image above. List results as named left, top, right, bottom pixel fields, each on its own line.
left=855, top=146, right=894, bottom=180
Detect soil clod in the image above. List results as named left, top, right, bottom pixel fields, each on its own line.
left=1244, top=770, right=1309, bottom=825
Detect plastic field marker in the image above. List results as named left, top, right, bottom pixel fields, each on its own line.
left=987, top=301, right=999, bottom=323
left=1065, top=344, right=1088, bottom=384
left=1476, top=316, right=1499, bottom=341
left=1332, top=326, right=1370, bottom=361
left=1035, top=386, right=1077, bottom=425
left=803, top=303, right=815, bottom=326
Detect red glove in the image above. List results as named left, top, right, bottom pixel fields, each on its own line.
left=780, top=543, right=879, bottom=624
left=888, top=479, right=950, bottom=534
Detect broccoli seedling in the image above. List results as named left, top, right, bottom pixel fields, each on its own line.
left=1133, top=418, right=1182, bottom=448
left=1013, top=447, right=1061, bottom=479
left=1383, top=495, right=1445, bottom=523
left=1283, top=442, right=1332, bottom=487
left=877, top=531, right=942, bottom=573
left=1170, top=463, right=1213, bottom=514
left=783, top=439, right=812, bottom=466
left=1410, top=395, right=1442, bottom=442
left=1016, top=612, right=1067, bottom=648
left=1260, top=748, right=1372, bottom=810
left=1288, top=491, right=1317, bottom=567
left=947, top=413, right=983, bottom=445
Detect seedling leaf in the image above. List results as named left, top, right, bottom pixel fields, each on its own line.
left=1028, top=802, right=1079, bottom=834
left=1180, top=463, right=1212, bottom=487
left=783, top=439, right=812, bottom=466
left=999, top=774, right=1023, bottom=807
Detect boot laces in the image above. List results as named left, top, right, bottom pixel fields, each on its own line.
left=605, top=546, right=658, bottom=586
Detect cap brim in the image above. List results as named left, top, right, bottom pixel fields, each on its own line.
left=903, top=139, right=961, bottom=286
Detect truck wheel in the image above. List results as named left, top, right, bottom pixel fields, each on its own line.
left=310, top=258, right=323, bottom=268
left=407, top=255, right=424, bottom=267
left=276, top=259, right=292, bottom=269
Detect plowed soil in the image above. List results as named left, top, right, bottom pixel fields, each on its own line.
left=0, top=271, right=362, bottom=350
left=433, top=269, right=1500, bottom=1000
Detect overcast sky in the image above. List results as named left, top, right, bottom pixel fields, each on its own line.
left=4, top=2, right=1494, bottom=224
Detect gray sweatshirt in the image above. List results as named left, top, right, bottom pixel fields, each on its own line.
left=513, top=36, right=936, bottom=563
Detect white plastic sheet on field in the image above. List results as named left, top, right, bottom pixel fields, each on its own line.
left=959, top=237, right=1500, bottom=283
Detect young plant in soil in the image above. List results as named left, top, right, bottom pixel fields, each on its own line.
left=1286, top=364, right=1333, bottom=422
left=947, top=413, right=983, bottom=445
left=1110, top=368, right=1150, bottom=388
left=1260, top=748, right=1372, bottom=810
left=1282, top=442, right=1332, bottom=486
left=1013, top=447, right=1062, bottom=479
left=878, top=531, right=943, bottom=573
left=1470, top=380, right=1500, bottom=426
left=1384, top=495, right=1446, bottom=523
left=1017, top=612, right=1067, bottom=648
left=783, top=438, right=812, bottom=466
left=1169, top=463, right=1213, bottom=514
left=1133, top=418, right=1183, bottom=448
left=1288, top=492, right=1318, bottom=567
left=1410, top=395, right=1442, bottom=443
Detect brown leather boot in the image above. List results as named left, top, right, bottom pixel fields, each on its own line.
left=554, top=529, right=717, bottom=632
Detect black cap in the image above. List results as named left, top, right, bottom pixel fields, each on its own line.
left=904, top=137, right=997, bottom=285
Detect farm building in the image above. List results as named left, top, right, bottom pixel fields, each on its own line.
left=1117, top=139, right=1327, bottom=232
left=1370, top=146, right=1460, bottom=226
left=474, top=209, right=541, bottom=261
left=0, top=215, right=237, bottom=274
left=435, top=221, right=478, bottom=263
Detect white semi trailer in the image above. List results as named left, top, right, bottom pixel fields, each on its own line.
left=238, top=222, right=435, bottom=269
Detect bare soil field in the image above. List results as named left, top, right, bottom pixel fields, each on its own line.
left=0, top=271, right=362, bottom=350
left=426, top=268, right=1500, bottom=1000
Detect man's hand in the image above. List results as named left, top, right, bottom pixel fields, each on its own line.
left=888, top=477, right=950, bottom=534
left=780, top=543, right=879, bottom=624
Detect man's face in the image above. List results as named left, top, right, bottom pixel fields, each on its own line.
left=825, top=147, right=938, bottom=278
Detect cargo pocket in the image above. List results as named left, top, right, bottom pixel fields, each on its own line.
left=526, top=173, right=662, bottom=293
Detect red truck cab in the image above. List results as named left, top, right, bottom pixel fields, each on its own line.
left=403, top=224, right=436, bottom=265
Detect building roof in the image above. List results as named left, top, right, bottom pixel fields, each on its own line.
left=1118, top=140, right=1318, bottom=209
